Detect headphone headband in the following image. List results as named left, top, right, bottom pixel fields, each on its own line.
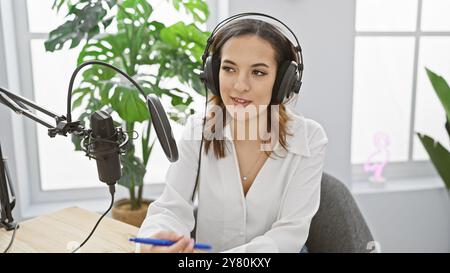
left=202, top=12, right=303, bottom=69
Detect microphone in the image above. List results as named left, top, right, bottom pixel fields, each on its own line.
left=87, top=110, right=125, bottom=186
left=79, top=94, right=178, bottom=187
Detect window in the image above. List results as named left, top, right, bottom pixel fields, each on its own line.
left=15, top=0, right=206, bottom=196
left=352, top=0, right=450, bottom=179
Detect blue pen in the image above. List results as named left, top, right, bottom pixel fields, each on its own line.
left=129, top=237, right=212, bottom=250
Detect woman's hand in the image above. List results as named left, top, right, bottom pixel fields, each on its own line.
left=138, top=231, right=195, bottom=253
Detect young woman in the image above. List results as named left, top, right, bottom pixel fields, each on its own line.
left=137, top=15, right=328, bottom=253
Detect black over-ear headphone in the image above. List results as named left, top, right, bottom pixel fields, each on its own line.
left=199, top=12, right=304, bottom=104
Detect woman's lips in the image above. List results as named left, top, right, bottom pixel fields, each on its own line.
left=231, top=96, right=252, bottom=107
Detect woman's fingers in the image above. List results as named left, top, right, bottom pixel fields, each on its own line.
left=137, top=231, right=194, bottom=253
left=166, top=236, right=191, bottom=253
left=153, top=230, right=183, bottom=241
left=182, top=238, right=195, bottom=253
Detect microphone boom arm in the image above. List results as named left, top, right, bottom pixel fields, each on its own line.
left=0, top=87, right=85, bottom=138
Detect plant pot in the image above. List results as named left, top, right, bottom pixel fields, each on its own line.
left=111, top=198, right=153, bottom=227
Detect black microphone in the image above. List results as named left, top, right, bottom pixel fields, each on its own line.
left=89, top=110, right=122, bottom=185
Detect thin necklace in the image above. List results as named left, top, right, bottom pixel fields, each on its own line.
left=242, top=152, right=265, bottom=182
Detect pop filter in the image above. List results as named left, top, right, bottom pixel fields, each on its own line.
left=146, top=94, right=179, bottom=162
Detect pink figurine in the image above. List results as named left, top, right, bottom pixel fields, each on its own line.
left=363, top=132, right=390, bottom=184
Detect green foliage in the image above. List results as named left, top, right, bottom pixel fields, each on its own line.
left=46, top=0, right=209, bottom=209
left=425, top=68, right=450, bottom=122
left=417, top=134, right=450, bottom=189
left=417, top=68, right=450, bottom=190
left=45, top=0, right=117, bottom=51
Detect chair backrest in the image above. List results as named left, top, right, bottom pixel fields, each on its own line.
left=305, top=173, right=375, bottom=253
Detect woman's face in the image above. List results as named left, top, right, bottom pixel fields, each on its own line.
left=218, top=35, right=278, bottom=121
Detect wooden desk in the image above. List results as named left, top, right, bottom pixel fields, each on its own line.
left=0, top=207, right=139, bottom=253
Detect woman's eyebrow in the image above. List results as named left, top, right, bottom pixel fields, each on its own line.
left=222, top=59, right=270, bottom=68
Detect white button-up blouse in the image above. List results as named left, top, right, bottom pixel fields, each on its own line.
left=137, top=107, right=328, bottom=253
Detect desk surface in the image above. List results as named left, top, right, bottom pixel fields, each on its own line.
left=0, top=207, right=139, bottom=253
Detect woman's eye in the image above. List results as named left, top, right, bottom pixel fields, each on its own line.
left=222, top=66, right=234, bottom=72
left=253, top=70, right=267, bottom=76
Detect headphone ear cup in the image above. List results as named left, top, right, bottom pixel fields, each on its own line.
left=292, top=70, right=302, bottom=96
left=202, top=55, right=221, bottom=97
left=211, top=55, right=221, bottom=97
left=292, top=63, right=302, bottom=95
left=272, top=61, right=297, bottom=104
left=203, top=56, right=214, bottom=95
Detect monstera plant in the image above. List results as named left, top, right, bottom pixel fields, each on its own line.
left=45, top=0, right=209, bottom=226
left=416, top=68, right=450, bottom=192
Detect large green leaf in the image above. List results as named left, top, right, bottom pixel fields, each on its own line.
left=425, top=68, right=450, bottom=122
left=51, top=0, right=66, bottom=13
left=77, top=32, right=128, bottom=66
left=110, top=86, right=149, bottom=122
left=117, top=0, right=153, bottom=64
left=157, top=22, right=208, bottom=96
left=117, top=0, right=152, bottom=23
left=45, top=1, right=116, bottom=51
left=99, top=82, right=114, bottom=104
left=417, top=133, right=450, bottom=190
left=71, top=90, right=89, bottom=109
left=118, top=152, right=146, bottom=189
left=160, top=22, right=209, bottom=53
left=184, top=0, right=209, bottom=23
left=70, top=111, right=91, bottom=151
left=169, top=0, right=209, bottom=23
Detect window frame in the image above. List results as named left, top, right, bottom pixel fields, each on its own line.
left=11, top=0, right=115, bottom=203
left=351, top=0, right=449, bottom=181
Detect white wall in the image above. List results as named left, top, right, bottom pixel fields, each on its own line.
left=355, top=189, right=450, bottom=252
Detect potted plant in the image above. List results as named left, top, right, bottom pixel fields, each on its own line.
left=416, top=68, right=450, bottom=194
left=45, top=0, right=209, bottom=226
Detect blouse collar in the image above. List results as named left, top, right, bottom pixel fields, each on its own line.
left=222, top=107, right=311, bottom=157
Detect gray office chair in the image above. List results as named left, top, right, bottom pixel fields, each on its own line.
left=305, top=172, right=374, bottom=253
left=192, top=172, right=375, bottom=253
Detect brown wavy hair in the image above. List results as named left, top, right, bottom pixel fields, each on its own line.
left=203, top=18, right=298, bottom=159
